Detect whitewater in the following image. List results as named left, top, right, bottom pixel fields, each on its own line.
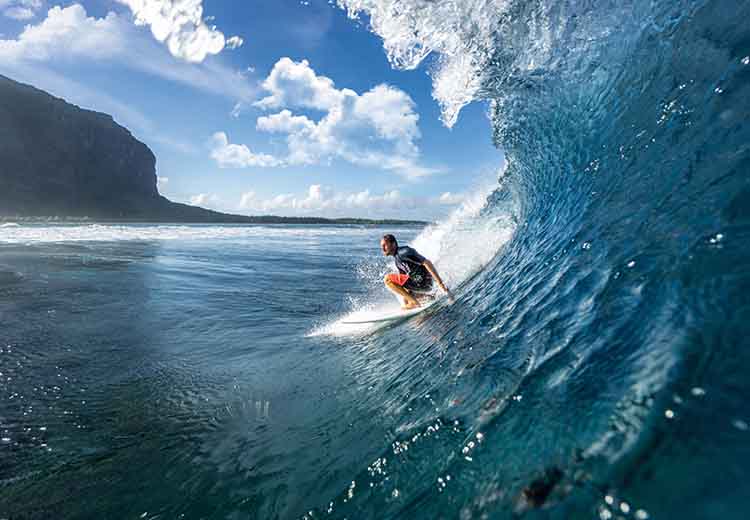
left=2, top=0, right=749, bottom=518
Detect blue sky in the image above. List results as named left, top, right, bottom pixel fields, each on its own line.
left=0, top=0, right=503, bottom=219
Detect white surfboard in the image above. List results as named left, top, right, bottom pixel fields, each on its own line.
left=341, top=300, right=437, bottom=325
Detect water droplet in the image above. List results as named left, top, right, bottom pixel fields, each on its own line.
left=691, top=387, right=705, bottom=397
left=635, top=509, right=650, bottom=519
left=665, top=409, right=675, bottom=419
left=620, top=502, right=630, bottom=513
left=582, top=242, right=591, bottom=250
left=732, top=419, right=748, bottom=431
left=627, top=260, right=636, bottom=268
left=605, top=495, right=615, bottom=505
left=742, top=56, right=750, bottom=65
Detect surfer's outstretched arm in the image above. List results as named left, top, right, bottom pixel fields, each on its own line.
left=423, top=260, right=450, bottom=295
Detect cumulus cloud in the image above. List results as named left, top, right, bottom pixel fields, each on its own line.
left=189, top=193, right=222, bottom=209
left=0, top=5, right=124, bottom=61
left=436, top=192, right=465, bottom=205
left=236, top=184, right=464, bottom=216
left=238, top=185, right=408, bottom=213
left=214, top=58, right=436, bottom=179
left=256, top=109, right=315, bottom=135
left=114, top=0, right=240, bottom=63
left=210, top=131, right=282, bottom=168
left=0, top=0, right=42, bottom=20
left=0, top=4, right=255, bottom=101
left=187, top=184, right=465, bottom=217
left=255, top=57, right=343, bottom=111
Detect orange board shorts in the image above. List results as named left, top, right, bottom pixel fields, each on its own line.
left=386, top=273, right=410, bottom=286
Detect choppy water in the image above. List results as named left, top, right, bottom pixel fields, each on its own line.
left=3, top=0, right=750, bottom=517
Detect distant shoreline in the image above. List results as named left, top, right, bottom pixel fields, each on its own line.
left=0, top=215, right=430, bottom=226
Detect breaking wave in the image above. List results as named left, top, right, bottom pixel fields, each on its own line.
left=309, top=0, right=750, bottom=517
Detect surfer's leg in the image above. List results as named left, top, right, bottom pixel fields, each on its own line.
left=405, top=279, right=435, bottom=306
left=384, top=274, right=420, bottom=309
left=415, top=292, right=435, bottom=305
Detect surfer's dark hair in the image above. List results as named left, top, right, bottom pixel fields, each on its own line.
left=382, top=234, right=398, bottom=247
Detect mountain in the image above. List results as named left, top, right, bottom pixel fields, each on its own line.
left=0, top=75, right=426, bottom=225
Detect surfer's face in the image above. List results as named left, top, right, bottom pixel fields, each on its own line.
left=381, top=239, right=395, bottom=256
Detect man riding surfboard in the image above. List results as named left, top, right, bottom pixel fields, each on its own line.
left=380, top=234, right=451, bottom=309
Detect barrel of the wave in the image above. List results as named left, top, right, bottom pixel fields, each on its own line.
left=331, top=0, right=750, bottom=518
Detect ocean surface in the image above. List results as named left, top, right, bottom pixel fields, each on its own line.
left=3, top=0, right=750, bottom=518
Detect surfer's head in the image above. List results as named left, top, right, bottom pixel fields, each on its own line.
left=381, top=234, right=398, bottom=256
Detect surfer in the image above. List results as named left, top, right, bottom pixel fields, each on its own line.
left=381, top=234, right=451, bottom=309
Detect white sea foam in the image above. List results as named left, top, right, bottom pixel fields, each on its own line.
left=338, top=0, right=508, bottom=127
left=410, top=177, right=514, bottom=290
left=0, top=223, right=376, bottom=244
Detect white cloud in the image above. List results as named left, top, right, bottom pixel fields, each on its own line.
left=238, top=185, right=408, bottom=213
left=215, top=58, right=436, bottom=179
left=1, top=0, right=41, bottom=20
left=256, top=109, right=315, bottom=135
left=235, top=184, right=464, bottom=216
left=114, top=0, right=227, bottom=63
left=436, top=192, right=465, bottom=205
left=225, top=35, right=243, bottom=50
left=238, top=191, right=256, bottom=210
left=0, top=4, right=255, bottom=101
left=0, top=5, right=124, bottom=61
left=189, top=193, right=222, bottom=209
left=157, top=176, right=169, bottom=190
left=254, top=57, right=343, bottom=111
left=210, top=131, right=282, bottom=168
left=186, top=184, right=466, bottom=218
left=4, top=7, right=33, bottom=20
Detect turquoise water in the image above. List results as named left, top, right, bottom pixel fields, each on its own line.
left=3, top=0, right=750, bottom=517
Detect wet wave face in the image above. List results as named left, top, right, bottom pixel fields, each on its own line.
left=313, top=0, right=750, bottom=518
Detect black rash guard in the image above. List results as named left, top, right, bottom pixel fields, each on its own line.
left=394, top=246, right=433, bottom=291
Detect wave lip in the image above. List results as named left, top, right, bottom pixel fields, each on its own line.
left=339, top=0, right=504, bottom=126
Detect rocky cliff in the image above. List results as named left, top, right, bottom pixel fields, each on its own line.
left=0, top=75, right=261, bottom=222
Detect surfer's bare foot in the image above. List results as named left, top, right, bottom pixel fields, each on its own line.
left=402, top=301, right=420, bottom=310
